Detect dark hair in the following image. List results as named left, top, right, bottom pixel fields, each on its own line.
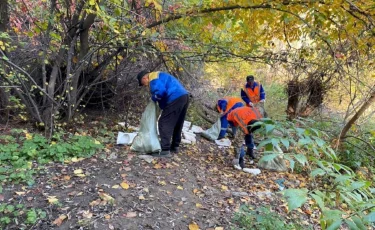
left=137, top=70, right=149, bottom=86
left=246, top=75, right=255, bottom=81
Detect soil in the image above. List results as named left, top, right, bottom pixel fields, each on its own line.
left=1, top=135, right=320, bottom=230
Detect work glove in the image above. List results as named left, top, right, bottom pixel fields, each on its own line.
left=248, top=102, right=254, bottom=107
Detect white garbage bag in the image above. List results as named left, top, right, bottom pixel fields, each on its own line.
left=117, top=132, right=138, bottom=145
left=131, top=101, right=161, bottom=153
left=201, top=118, right=221, bottom=141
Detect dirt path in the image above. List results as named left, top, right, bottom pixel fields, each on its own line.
left=1, top=137, right=319, bottom=230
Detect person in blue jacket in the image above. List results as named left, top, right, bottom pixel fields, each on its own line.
left=216, top=97, right=244, bottom=139
left=137, top=70, right=189, bottom=157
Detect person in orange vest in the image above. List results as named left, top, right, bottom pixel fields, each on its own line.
left=227, top=106, right=263, bottom=169
left=241, top=75, right=266, bottom=115
left=216, top=97, right=244, bottom=139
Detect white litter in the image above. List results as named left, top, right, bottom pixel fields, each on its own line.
left=138, top=155, right=154, bottom=163
left=190, top=125, right=204, bottom=134
left=116, top=132, right=138, bottom=145
left=181, top=139, right=192, bottom=144
left=182, top=121, right=192, bottom=132
left=243, top=168, right=261, bottom=175
left=215, top=138, right=231, bottom=147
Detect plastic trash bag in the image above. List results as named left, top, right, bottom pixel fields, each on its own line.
left=131, top=101, right=161, bottom=153
left=117, top=132, right=137, bottom=145
left=201, top=118, right=221, bottom=141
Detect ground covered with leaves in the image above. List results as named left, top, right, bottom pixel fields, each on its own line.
left=0, top=131, right=323, bottom=230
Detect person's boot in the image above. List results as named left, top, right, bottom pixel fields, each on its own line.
left=247, top=148, right=256, bottom=164
left=151, top=150, right=171, bottom=158
left=170, top=146, right=179, bottom=153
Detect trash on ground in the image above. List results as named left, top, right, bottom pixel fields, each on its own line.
left=116, top=132, right=138, bottom=145
left=243, top=168, right=261, bottom=175
left=138, top=155, right=154, bottom=163
left=215, top=138, right=231, bottom=147
left=190, top=125, right=204, bottom=133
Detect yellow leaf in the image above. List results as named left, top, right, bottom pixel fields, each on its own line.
left=0, top=41, right=3, bottom=46
left=120, top=182, right=129, bottom=190
left=15, top=191, right=26, bottom=195
left=53, top=214, right=67, bottom=226
left=25, top=133, right=32, bottom=140
left=76, top=173, right=86, bottom=177
left=74, top=169, right=83, bottom=174
left=196, top=203, right=202, bottom=208
left=215, top=227, right=224, bottom=230
left=188, top=222, right=200, bottom=230
left=221, top=185, right=228, bottom=191
left=112, top=185, right=120, bottom=189
left=98, top=192, right=115, bottom=202
left=94, top=140, right=101, bottom=145
left=177, top=186, right=183, bottom=190
left=139, top=195, right=145, bottom=200
left=154, top=163, right=162, bottom=169
left=47, top=196, right=59, bottom=204
left=104, top=214, right=111, bottom=219
left=158, top=181, right=166, bottom=186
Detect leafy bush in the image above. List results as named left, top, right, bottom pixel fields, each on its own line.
left=232, top=205, right=307, bottom=230
left=0, top=129, right=103, bottom=185
left=255, top=118, right=375, bottom=229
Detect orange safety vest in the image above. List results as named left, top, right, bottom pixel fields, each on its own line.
left=227, top=107, right=263, bottom=134
left=243, top=82, right=261, bottom=104
left=217, top=97, right=243, bottom=114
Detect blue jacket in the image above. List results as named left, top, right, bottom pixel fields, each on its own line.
left=149, top=72, right=188, bottom=109
left=241, top=82, right=265, bottom=104
left=218, top=102, right=244, bottom=138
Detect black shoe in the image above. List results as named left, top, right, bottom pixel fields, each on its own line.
left=170, top=147, right=179, bottom=153
left=151, top=150, right=171, bottom=158
left=247, top=148, right=256, bottom=160
left=239, top=156, right=245, bottom=169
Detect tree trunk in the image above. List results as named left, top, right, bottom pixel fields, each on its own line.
left=338, top=88, right=375, bottom=144
left=0, top=0, right=9, bottom=122
left=286, top=80, right=300, bottom=120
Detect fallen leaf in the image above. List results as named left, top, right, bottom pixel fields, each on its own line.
left=89, top=199, right=101, bottom=206
left=47, top=196, right=59, bottom=204
left=120, top=182, right=129, bottom=190
left=177, top=186, right=183, bottom=190
left=221, top=185, right=228, bottom=191
left=63, top=176, right=71, bottom=181
left=104, top=214, right=111, bottom=219
left=82, top=210, right=93, bottom=219
left=124, top=167, right=132, bottom=171
left=98, top=192, right=115, bottom=202
left=158, top=181, right=166, bottom=186
left=139, top=195, right=145, bottom=200
left=15, top=191, right=26, bottom=195
left=188, top=222, right=200, bottom=230
left=126, top=211, right=137, bottom=218
left=112, top=185, right=120, bottom=189
left=215, top=227, right=224, bottom=230
left=196, top=203, right=202, bottom=208
left=193, top=189, right=199, bottom=194
left=53, top=214, right=67, bottom=226
left=109, top=224, right=114, bottom=230
left=154, top=163, right=162, bottom=169
left=74, top=169, right=83, bottom=174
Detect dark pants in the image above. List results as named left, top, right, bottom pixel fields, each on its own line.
left=241, top=120, right=261, bottom=159
left=158, top=95, right=189, bottom=151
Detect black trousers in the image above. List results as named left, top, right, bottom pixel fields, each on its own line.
left=158, top=95, right=189, bottom=151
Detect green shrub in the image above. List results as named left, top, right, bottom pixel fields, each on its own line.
left=232, top=205, right=307, bottom=230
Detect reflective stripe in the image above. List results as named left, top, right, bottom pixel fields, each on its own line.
left=220, top=128, right=227, bottom=131
left=234, top=113, right=249, bottom=134
left=249, top=107, right=261, bottom=120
